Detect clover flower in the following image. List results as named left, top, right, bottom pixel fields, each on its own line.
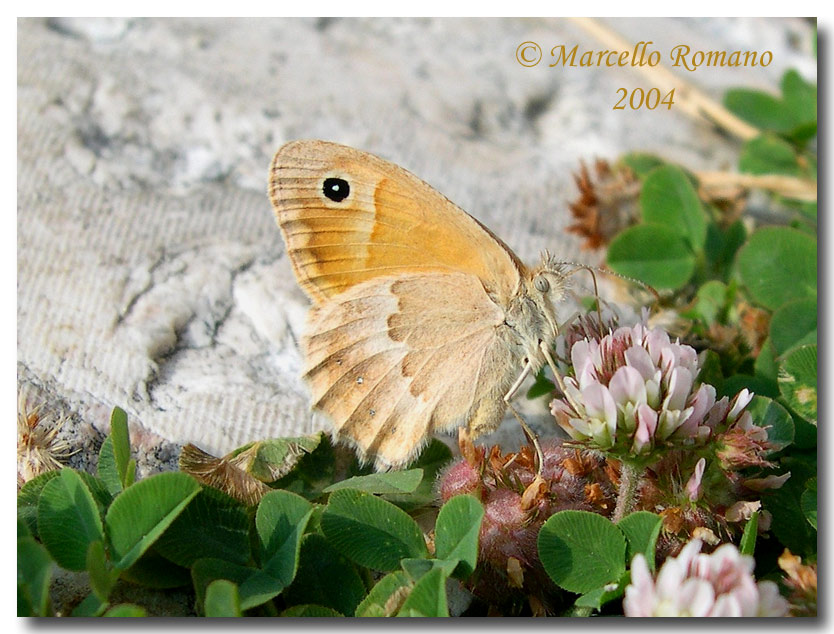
left=551, top=323, right=715, bottom=457
left=550, top=323, right=763, bottom=461
left=624, top=539, right=789, bottom=617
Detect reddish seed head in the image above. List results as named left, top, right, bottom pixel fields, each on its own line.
left=437, top=457, right=482, bottom=501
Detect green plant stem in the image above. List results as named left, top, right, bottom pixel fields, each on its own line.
left=613, top=462, right=643, bottom=523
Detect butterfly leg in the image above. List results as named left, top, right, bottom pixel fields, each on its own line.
left=539, top=340, right=583, bottom=413
left=502, top=361, right=545, bottom=475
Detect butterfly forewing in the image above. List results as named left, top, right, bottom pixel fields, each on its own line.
left=269, top=140, right=524, bottom=305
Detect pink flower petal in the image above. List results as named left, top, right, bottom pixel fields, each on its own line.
left=581, top=383, right=618, bottom=431
left=570, top=340, right=593, bottom=384
left=632, top=404, right=658, bottom=454
left=624, top=344, right=656, bottom=381
left=678, top=578, right=716, bottom=616
left=609, top=365, right=648, bottom=407
left=756, top=581, right=790, bottom=616
left=549, top=398, right=573, bottom=418
left=681, top=383, right=716, bottom=433
left=727, top=388, right=754, bottom=422
left=663, top=367, right=693, bottom=412
left=644, top=328, right=671, bottom=365
left=709, top=593, right=742, bottom=617
left=685, top=457, right=706, bottom=501
left=623, top=554, right=656, bottom=617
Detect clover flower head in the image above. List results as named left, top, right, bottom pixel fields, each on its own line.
left=624, top=539, right=789, bottom=617
left=550, top=323, right=721, bottom=457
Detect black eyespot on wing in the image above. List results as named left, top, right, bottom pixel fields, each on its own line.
left=323, top=177, right=350, bottom=202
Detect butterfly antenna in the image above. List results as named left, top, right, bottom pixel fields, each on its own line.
left=551, top=259, right=661, bottom=305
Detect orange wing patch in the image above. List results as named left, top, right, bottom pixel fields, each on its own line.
left=269, top=140, right=524, bottom=306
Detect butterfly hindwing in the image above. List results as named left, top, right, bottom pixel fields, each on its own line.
left=303, top=272, right=518, bottom=469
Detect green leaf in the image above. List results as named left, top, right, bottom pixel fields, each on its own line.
left=720, top=374, right=779, bottom=400
left=396, top=567, right=449, bottom=617
left=770, top=298, right=817, bottom=356
left=704, top=220, right=746, bottom=280
left=283, top=533, right=366, bottom=616
left=17, top=470, right=60, bottom=538
left=97, top=437, right=122, bottom=496
left=78, top=471, right=114, bottom=510
left=103, top=604, right=147, bottom=617
left=205, top=579, right=242, bottom=617
left=401, top=558, right=458, bottom=582
left=692, top=280, right=728, bottom=324
left=119, top=547, right=191, bottom=589
left=796, top=201, right=817, bottom=224
left=697, top=349, right=724, bottom=393
left=537, top=510, right=627, bottom=594
left=154, top=486, right=251, bottom=567
left=791, top=412, right=817, bottom=449
left=801, top=478, right=817, bottom=529
left=739, top=134, right=806, bottom=177
left=616, top=511, right=662, bottom=572
left=324, top=469, right=424, bottom=495
left=607, top=224, right=696, bottom=290
left=255, top=489, right=314, bottom=585
left=746, top=396, right=794, bottom=452
left=574, top=576, right=627, bottom=610
left=282, top=604, right=344, bottom=617
left=526, top=368, right=555, bottom=399
left=17, top=517, right=32, bottom=540
left=736, top=226, right=816, bottom=310
left=321, top=489, right=428, bottom=571
left=754, top=338, right=780, bottom=385
left=763, top=455, right=816, bottom=556
left=191, top=558, right=284, bottom=612
left=739, top=511, right=759, bottom=556
left=355, top=570, right=411, bottom=617
left=724, top=70, right=816, bottom=142
left=434, top=494, right=483, bottom=579
left=18, top=537, right=53, bottom=616
left=640, top=165, right=707, bottom=250
left=778, top=344, right=817, bottom=424
left=70, top=593, right=107, bottom=616
left=724, top=89, right=796, bottom=132
left=383, top=439, right=453, bottom=511
left=109, top=406, right=135, bottom=490
left=105, top=471, right=201, bottom=570
left=764, top=480, right=816, bottom=557
left=86, top=540, right=118, bottom=601
left=37, top=468, right=105, bottom=571
left=619, top=152, right=665, bottom=179
left=781, top=69, right=817, bottom=135
left=231, top=434, right=323, bottom=483
left=269, top=434, right=350, bottom=501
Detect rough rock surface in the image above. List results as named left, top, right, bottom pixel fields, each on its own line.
left=17, top=17, right=815, bottom=476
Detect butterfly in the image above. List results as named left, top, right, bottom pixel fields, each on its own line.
left=268, top=140, right=568, bottom=470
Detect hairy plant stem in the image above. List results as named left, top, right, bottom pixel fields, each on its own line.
left=613, top=461, right=643, bottom=523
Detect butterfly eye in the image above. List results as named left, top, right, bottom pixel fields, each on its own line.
left=534, top=275, right=550, bottom=293
left=323, top=177, right=350, bottom=202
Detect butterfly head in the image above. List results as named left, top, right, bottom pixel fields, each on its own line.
left=515, top=251, right=570, bottom=342
left=531, top=250, right=569, bottom=294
